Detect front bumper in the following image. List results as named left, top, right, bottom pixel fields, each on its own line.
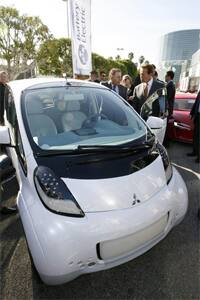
left=18, top=167, right=188, bottom=285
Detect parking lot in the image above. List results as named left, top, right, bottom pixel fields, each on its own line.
left=0, top=141, right=199, bottom=300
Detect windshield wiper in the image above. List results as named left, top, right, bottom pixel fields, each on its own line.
left=36, top=135, right=155, bottom=157
left=77, top=133, right=155, bottom=151
left=77, top=142, right=152, bottom=152
left=36, top=142, right=152, bottom=157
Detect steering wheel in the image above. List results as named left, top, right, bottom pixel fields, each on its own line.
left=82, top=113, right=108, bottom=128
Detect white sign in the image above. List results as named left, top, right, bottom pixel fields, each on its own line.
left=69, top=0, right=92, bottom=76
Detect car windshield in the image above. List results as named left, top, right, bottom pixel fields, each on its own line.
left=174, top=98, right=195, bottom=111
left=23, top=86, right=147, bottom=151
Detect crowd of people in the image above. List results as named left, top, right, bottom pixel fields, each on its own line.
left=87, top=64, right=199, bottom=162
left=88, top=64, right=175, bottom=117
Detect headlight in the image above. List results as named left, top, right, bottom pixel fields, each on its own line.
left=34, top=166, right=84, bottom=217
left=156, top=143, right=173, bottom=184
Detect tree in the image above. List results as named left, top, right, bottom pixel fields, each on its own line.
left=128, top=52, right=134, bottom=61
left=120, top=59, right=137, bottom=79
left=92, top=53, right=137, bottom=79
left=0, top=6, right=51, bottom=79
left=92, top=53, right=108, bottom=74
left=37, top=38, right=73, bottom=77
left=115, top=55, right=121, bottom=60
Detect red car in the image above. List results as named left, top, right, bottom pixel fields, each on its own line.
left=167, top=92, right=196, bottom=143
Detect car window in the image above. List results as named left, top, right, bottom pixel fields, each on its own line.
left=4, top=87, right=17, bottom=143
left=174, top=98, right=195, bottom=111
left=141, top=88, right=167, bottom=119
left=16, top=128, right=27, bottom=172
left=4, top=86, right=27, bottom=173
left=23, top=86, right=147, bottom=151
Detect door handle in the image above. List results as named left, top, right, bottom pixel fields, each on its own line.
left=174, top=122, right=191, bottom=130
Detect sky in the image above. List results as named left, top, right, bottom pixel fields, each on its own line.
left=1, top=0, right=200, bottom=65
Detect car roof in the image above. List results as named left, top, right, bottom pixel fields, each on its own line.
left=9, top=77, right=106, bottom=91
left=175, top=92, right=197, bottom=99
left=8, top=77, right=107, bottom=98
left=8, top=77, right=108, bottom=108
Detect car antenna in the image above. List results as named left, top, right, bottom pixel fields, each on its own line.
left=62, top=72, right=71, bottom=86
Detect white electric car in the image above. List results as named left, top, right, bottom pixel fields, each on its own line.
left=0, top=78, right=188, bottom=285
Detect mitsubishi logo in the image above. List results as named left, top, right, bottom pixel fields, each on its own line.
left=132, top=193, right=141, bottom=206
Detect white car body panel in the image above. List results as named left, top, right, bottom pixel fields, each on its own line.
left=18, top=167, right=187, bottom=285
left=63, top=156, right=166, bottom=212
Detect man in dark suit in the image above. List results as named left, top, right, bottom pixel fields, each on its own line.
left=132, top=64, right=165, bottom=117
left=165, top=71, right=176, bottom=116
left=88, top=70, right=100, bottom=83
left=187, top=90, right=200, bottom=163
left=0, top=71, right=8, bottom=125
left=101, top=68, right=127, bottom=100
left=0, top=71, right=18, bottom=214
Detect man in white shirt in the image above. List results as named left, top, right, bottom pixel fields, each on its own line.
left=132, top=64, right=165, bottom=117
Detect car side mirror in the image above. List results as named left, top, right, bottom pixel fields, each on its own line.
left=146, top=116, right=167, bottom=144
left=0, top=126, right=11, bottom=145
left=146, top=116, right=164, bottom=129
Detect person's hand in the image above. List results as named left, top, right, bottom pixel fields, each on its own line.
left=162, top=112, right=168, bottom=118
left=128, top=96, right=134, bottom=101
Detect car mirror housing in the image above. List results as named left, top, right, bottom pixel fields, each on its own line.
left=146, top=116, right=164, bottom=130
left=0, top=126, right=11, bottom=145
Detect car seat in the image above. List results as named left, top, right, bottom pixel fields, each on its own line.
left=26, top=96, right=57, bottom=138
left=61, top=100, right=87, bottom=131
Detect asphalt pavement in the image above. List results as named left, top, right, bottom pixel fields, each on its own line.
left=0, top=141, right=199, bottom=300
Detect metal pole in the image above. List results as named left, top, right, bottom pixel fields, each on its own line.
left=66, top=0, right=70, bottom=38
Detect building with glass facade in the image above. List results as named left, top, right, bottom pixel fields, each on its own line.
left=180, top=49, right=200, bottom=92
left=158, top=29, right=200, bottom=86
left=159, top=29, right=200, bottom=62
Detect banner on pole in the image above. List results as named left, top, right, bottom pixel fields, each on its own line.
left=69, top=0, right=92, bottom=76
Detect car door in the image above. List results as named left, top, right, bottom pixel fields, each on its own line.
left=4, top=87, right=27, bottom=184
left=140, top=88, right=168, bottom=144
left=172, top=98, right=195, bottom=143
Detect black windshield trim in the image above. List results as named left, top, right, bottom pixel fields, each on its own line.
left=35, top=140, right=154, bottom=157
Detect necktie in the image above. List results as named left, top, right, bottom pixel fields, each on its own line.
left=143, top=83, right=148, bottom=98
left=112, top=85, right=116, bottom=92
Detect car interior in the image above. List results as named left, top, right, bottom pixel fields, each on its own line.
left=24, top=88, right=144, bottom=150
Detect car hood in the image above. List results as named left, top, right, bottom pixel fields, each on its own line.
left=62, top=156, right=166, bottom=212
